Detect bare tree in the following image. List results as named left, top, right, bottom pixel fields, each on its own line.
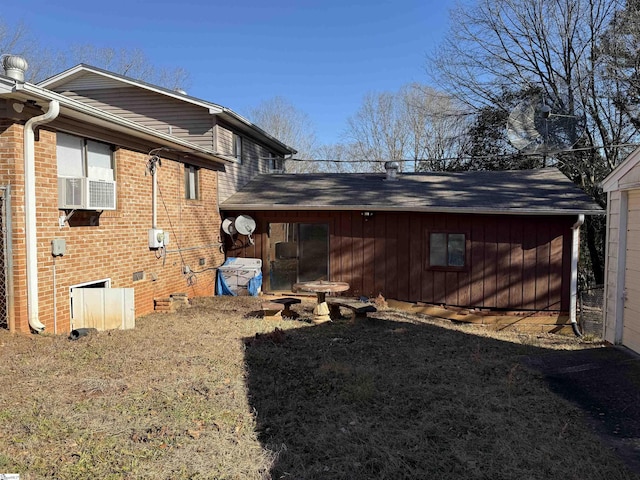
left=0, top=16, right=190, bottom=88
left=344, top=84, right=470, bottom=172
left=0, top=19, right=29, bottom=55
left=429, top=0, right=632, bottom=169
left=67, top=45, right=190, bottom=90
left=0, top=18, right=59, bottom=82
left=346, top=91, right=408, bottom=172
left=312, top=143, right=364, bottom=173
left=429, top=0, right=632, bottom=285
left=247, top=96, right=317, bottom=173
left=402, top=84, right=471, bottom=171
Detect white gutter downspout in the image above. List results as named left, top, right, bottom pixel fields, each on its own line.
left=570, top=214, right=585, bottom=337
left=24, top=100, right=60, bottom=332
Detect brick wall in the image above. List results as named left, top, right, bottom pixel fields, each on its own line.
left=0, top=122, right=224, bottom=333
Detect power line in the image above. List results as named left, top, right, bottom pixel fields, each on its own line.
left=269, top=143, right=640, bottom=164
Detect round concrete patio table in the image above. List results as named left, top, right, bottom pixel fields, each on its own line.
left=292, top=280, right=350, bottom=323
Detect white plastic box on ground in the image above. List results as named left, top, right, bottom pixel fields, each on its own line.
left=217, top=257, right=263, bottom=296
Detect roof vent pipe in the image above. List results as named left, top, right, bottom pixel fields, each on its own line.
left=2, top=55, right=28, bottom=82
left=384, top=161, right=399, bottom=181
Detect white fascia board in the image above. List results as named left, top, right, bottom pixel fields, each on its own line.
left=10, top=82, right=230, bottom=165
left=0, top=76, right=16, bottom=94
left=601, top=146, right=640, bottom=192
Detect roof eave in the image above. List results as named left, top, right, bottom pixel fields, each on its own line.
left=38, top=64, right=225, bottom=113
left=601, top=146, right=640, bottom=192
left=38, top=64, right=297, bottom=156
left=219, top=204, right=604, bottom=216
left=9, top=82, right=230, bottom=165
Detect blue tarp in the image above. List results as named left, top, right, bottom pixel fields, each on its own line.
left=216, top=257, right=262, bottom=296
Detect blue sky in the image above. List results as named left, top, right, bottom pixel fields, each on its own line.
left=3, top=0, right=453, bottom=146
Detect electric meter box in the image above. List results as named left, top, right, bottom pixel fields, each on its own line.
left=51, top=238, right=66, bottom=256
left=148, top=228, right=165, bottom=249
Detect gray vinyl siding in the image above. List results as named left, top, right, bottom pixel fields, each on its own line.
left=46, top=71, right=287, bottom=203
left=54, top=86, right=217, bottom=152
left=55, top=74, right=127, bottom=91
left=217, top=123, right=277, bottom=202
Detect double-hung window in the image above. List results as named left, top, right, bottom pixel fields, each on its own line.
left=56, top=132, right=116, bottom=210
left=57, top=132, right=114, bottom=181
left=233, top=133, right=243, bottom=163
left=185, top=164, right=199, bottom=200
left=268, top=152, right=284, bottom=173
left=429, top=232, right=466, bottom=268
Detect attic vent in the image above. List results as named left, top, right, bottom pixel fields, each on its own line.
left=2, top=55, right=28, bottom=82
left=384, top=161, right=399, bottom=181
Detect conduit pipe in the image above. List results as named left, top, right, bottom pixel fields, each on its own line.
left=570, top=214, right=585, bottom=337
left=152, top=159, right=158, bottom=229
left=24, top=100, right=60, bottom=332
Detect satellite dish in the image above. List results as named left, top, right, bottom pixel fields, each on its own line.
left=234, top=215, right=256, bottom=235
left=507, top=92, right=586, bottom=157
left=222, top=217, right=236, bottom=235
left=234, top=215, right=256, bottom=245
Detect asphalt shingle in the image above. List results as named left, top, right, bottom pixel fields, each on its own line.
left=221, top=168, right=603, bottom=215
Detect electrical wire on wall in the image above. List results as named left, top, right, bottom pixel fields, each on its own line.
left=155, top=178, right=224, bottom=287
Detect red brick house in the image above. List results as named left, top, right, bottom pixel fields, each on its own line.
left=0, top=57, right=294, bottom=334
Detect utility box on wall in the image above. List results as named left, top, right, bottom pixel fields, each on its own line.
left=148, top=228, right=167, bottom=249
left=51, top=238, right=66, bottom=256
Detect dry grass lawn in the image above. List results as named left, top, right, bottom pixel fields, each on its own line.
left=0, top=295, right=637, bottom=479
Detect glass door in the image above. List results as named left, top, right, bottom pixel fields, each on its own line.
left=297, top=223, right=329, bottom=282
left=268, top=222, right=329, bottom=290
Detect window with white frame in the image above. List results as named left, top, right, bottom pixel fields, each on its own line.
left=233, top=133, right=243, bottom=163
left=184, top=164, right=199, bottom=200
left=268, top=152, right=284, bottom=172
left=57, top=132, right=114, bottom=181
left=429, top=232, right=466, bottom=268
left=57, top=132, right=117, bottom=210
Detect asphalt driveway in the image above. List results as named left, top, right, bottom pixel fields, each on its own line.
left=522, top=345, right=640, bottom=474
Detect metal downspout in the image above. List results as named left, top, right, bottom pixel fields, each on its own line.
left=24, top=100, right=60, bottom=332
left=570, top=214, right=585, bottom=337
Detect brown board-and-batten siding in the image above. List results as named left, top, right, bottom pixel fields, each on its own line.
left=223, top=210, right=573, bottom=312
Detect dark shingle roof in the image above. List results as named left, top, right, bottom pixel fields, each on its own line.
left=221, top=168, right=603, bottom=215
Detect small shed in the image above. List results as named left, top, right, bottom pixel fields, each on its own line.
left=602, top=148, right=640, bottom=353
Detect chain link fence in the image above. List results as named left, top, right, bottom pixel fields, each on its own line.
left=0, top=187, right=9, bottom=330
left=578, top=285, right=604, bottom=339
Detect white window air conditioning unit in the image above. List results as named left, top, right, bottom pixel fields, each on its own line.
left=58, top=177, right=84, bottom=209
left=58, top=177, right=116, bottom=210
left=86, top=178, right=116, bottom=210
